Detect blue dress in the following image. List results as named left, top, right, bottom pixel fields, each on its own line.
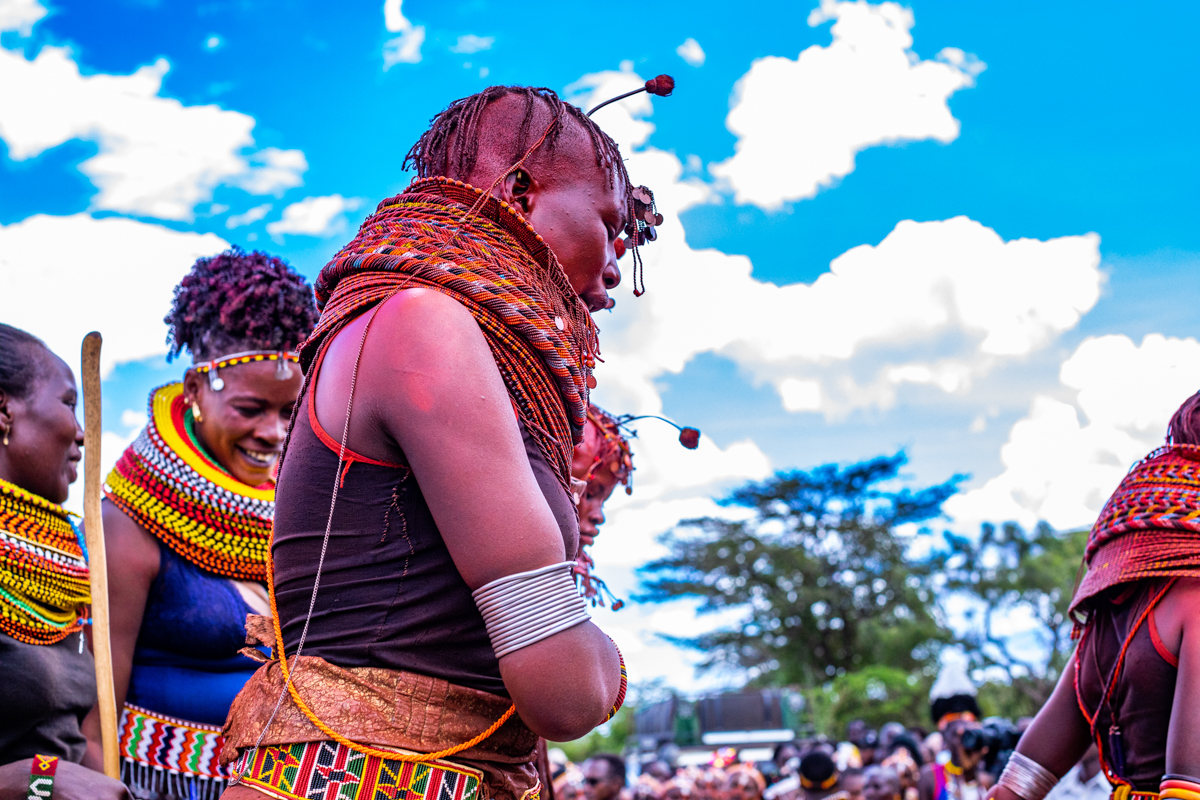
left=126, top=545, right=262, bottom=726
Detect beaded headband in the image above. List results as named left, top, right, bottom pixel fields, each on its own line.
left=193, top=350, right=299, bottom=391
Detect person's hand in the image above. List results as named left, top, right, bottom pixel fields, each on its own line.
left=0, top=758, right=132, bottom=800
left=984, top=785, right=1020, bottom=800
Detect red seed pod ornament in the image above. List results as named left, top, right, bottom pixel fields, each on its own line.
left=644, top=75, right=675, bottom=97
left=679, top=427, right=701, bottom=450
left=614, top=237, right=627, bottom=259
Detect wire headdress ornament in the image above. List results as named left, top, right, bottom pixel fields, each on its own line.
left=588, top=75, right=675, bottom=297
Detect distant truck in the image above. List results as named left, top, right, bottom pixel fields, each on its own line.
left=632, top=689, right=807, bottom=768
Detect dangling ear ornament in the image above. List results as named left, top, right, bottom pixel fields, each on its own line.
left=208, top=370, right=225, bottom=391
left=191, top=402, right=203, bottom=423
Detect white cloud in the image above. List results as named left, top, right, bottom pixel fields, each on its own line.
left=225, top=203, right=272, bottom=228
left=0, top=214, right=229, bottom=376
left=0, top=42, right=307, bottom=220
left=231, top=147, right=307, bottom=196
left=266, top=194, right=363, bottom=238
left=383, top=0, right=410, bottom=32
left=0, top=0, right=45, bottom=35
left=450, top=34, right=494, bottom=54
left=710, top=0, right=984, bottom=209
left=676, top=37, right=706, bottom=67
left=568, top=69, right=1101, bottom=427
left=946, top=334, right=1200, bottom=531
left=565, top=65, right=1086, bottom=689
left=382, top=0, right=424, bottom=67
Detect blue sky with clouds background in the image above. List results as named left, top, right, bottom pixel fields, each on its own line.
left=2, top=0, right=1198, bottom=690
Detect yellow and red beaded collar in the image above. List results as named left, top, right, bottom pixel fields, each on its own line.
left=105, top=383, right=275, bottom=581
left=0, top=477, right=90, bottom=645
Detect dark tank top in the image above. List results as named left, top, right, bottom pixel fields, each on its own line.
left=272, top=344, right=579, bottom=696
left=1075, top=578, right=1177, bottom=791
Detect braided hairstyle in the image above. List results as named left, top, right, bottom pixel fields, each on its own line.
left=404, top=85, right=632, bottom=198
left=1168, top=391, right=1200, bottom=446
left=165, top=247, right=319, bottom=362
left=0, top=323, right=49, bottom=399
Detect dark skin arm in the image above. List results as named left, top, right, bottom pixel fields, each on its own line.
left=80, top=500, right=161, bottom=762
left=989, top=577, right=1200, bottom=800
left=314, top=289, right=621, bottom=742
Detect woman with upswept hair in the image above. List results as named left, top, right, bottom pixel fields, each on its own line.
left=83, top=249, right=318, bottom=800
left=986, top=393, right=1200, bottom=800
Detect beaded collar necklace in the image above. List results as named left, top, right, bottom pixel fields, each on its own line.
left=105, top=382, right=274, bottom=581
left=0, top=477, right=90, bottom=645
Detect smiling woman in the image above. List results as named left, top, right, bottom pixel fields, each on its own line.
left=85, top=249, right=318, bottom=800
left=0, top=324, right=131, bottom=799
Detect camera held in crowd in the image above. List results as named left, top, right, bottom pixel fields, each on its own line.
left=961, top=718, right=1023, bottom=774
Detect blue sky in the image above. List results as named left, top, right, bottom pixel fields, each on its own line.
left=2, top=0, right=1198, bottom=690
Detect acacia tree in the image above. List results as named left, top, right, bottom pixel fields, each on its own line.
left=638, top=453, right=961, bottom=688
left=939, top=522, right=1087, bottom=713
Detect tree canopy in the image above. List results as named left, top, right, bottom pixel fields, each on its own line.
left=638, top=453, right=962, bottom=687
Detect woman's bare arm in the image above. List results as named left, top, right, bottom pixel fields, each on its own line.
left=319, top=288, right=619, bottom=741
left=987, top=656, right=1092, bottom=800
left=1163, top=580, right=1200, bottom=776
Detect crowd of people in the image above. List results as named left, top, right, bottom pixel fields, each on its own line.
left=550, top=667, right=1112, bottom=800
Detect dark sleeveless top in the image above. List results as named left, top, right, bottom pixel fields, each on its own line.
left=127, top=545, right=262, bottom=725
left=1075, top=578, right=1177, bottom=791
left=272, top=347, right=579, bottom=697
left=0, top=631, right=95, bottom=764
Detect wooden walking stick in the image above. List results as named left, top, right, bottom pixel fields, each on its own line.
left=82, top=332, right=120, bottom=779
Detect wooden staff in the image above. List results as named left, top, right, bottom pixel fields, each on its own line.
left=82, top=332, right=120, bottom=779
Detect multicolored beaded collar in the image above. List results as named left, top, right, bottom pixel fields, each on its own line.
left=0, top=477, right=90, bottom=645
left=105, top=382, right=275, bottom=581
left=193, top=350, right=298, bottom=391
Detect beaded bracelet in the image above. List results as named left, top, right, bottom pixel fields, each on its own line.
left=603, top=638, right=627, bottom=723
left=27, top=755, right=58, bottom=800
left=1161, top=777, right=1200, bottom=800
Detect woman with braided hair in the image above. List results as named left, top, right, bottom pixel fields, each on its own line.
left=220, top=84, right=669, bottom=800
left=0, top=324, right=130, bottom=799
left=83, top=249, right=318, bottom=800
left=986, top=392, right=1200, bottom=800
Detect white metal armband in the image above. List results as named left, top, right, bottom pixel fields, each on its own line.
left=472, top=561, right=591, bottom=659
left=997, top=753, right=1058, bottom=800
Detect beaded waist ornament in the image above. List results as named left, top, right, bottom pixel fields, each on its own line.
left=0, top=477, right=89, bottom=645
left=232, top=739, right=493, bottom=800
left=118, top=703, right=231, bottom=800
left=104, top=382, right=275, bottom=581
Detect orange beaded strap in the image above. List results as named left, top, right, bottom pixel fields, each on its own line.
left=263, top=543, right=517, bottom=764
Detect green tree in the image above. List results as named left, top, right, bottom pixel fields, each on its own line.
left=940, top=523, right=1088, bottom=714
left=638, top=453, right=961, bottom=688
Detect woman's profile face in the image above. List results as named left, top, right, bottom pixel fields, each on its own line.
left=512, top=130, right=627, bottom=314
left=577, top=464, right=619, bottom=546
left=0, top=350, right=84, bottom=504
left=184, top=359, right=302, bottom=486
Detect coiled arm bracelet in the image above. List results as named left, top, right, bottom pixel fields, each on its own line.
left=997, top=753, right=1058, bottom=800
left=473, top=561, right=591, bottom=659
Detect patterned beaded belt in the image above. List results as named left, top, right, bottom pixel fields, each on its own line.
left=232, top=739, right=495, bottom=800
left=118, top=703, right=231, bottom=799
